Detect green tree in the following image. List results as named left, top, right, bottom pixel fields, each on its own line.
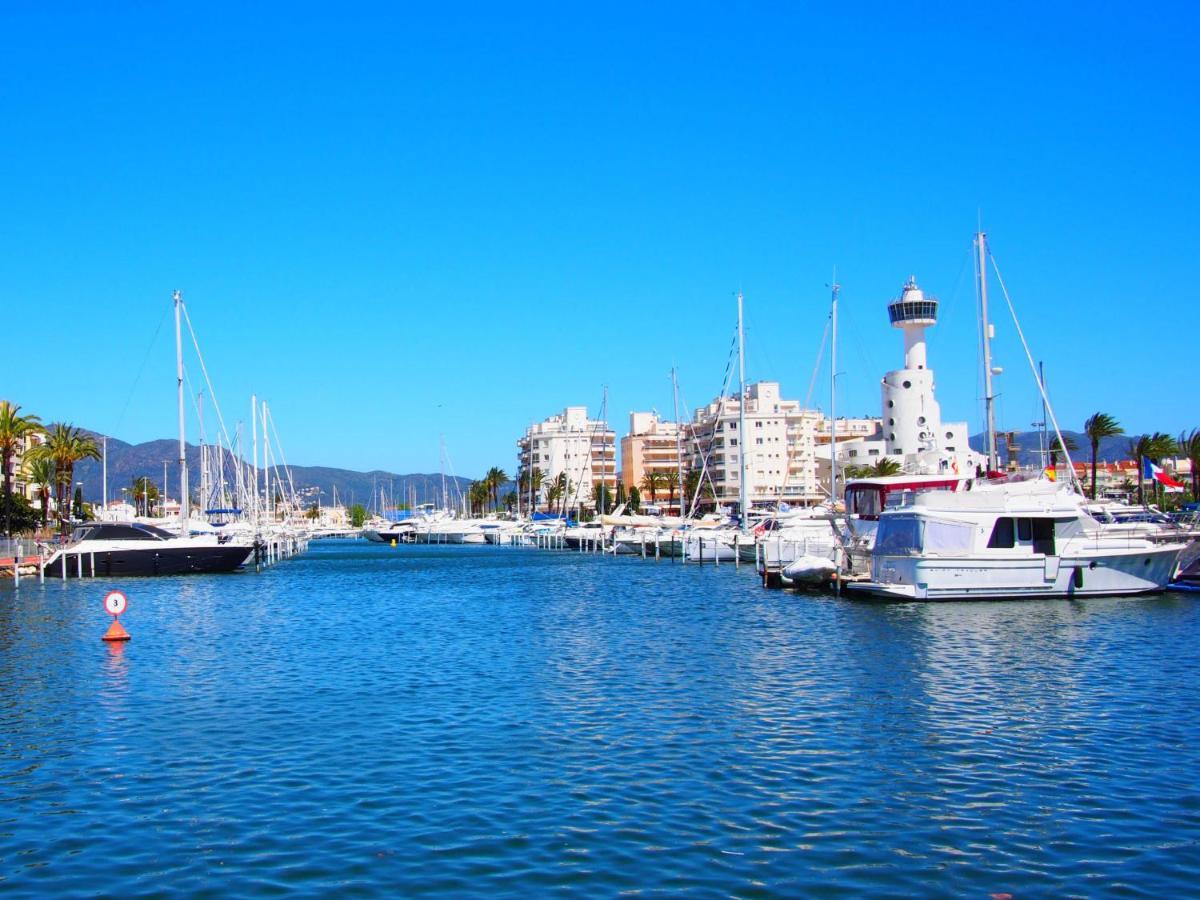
left=1129, top=432, right=1178, bottom=506
left=1178, top=428, right=1200, bottom=501
left=615, top=481, right=626, bottom=507
left=305, top=503, right=320, bottom=521
left=23, top=456, right=55, bottom=529
left=662, top=471, right=679, bottom=514
left=130, top=476, right=160, bottom=516
left=349, top=503, right=367, bottom=527
left=868, top=458, right=902, bottom=478
left=483, top=466, right=508, bottom=511
left=31, top=424, right=100, bottom=532
left=0, top=401, right=44, bottom=537
left=628, top=485, right=641, bottom=513
left=640, top=471, right=660, bottom=505
left=0, top=492, right=38, bottom=534
left=72, top=486, right=84, bottom=520
left=1083, top=413, right=1124, bottom=499
left=592, top=483, right=614, bottom=515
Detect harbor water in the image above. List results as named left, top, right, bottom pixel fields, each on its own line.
left=2, top=541, right=1199, bottom=895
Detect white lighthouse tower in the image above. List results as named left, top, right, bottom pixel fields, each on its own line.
left=880, top=277, right=945, bottom=457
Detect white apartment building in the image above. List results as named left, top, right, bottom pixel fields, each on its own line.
left=517, top=406, right=617, bottom=513
left=687, top=381, right=823, bottom=511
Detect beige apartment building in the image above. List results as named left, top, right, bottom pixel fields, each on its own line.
left=517, top=406, right=617, bottom=513
left=686, top=381, right=823, bottom=511
left=620, top=412, right=684, bottom=513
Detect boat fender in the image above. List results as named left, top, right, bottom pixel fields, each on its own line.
left=1073, top=566, right=1084, bottom=589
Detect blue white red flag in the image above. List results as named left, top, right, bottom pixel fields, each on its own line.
left=1143, top=457, right=1185, bottom=491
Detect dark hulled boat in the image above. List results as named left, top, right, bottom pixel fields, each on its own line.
left=43, top=522, right=252, bottom=578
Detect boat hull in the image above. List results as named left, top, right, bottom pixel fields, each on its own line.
left=851, top=545, right=1185, bottom=600
left=44, top=544, right=252, bottom=578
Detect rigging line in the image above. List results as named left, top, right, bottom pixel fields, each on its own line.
left=181, top=302, right=239, bottom=465
left=112, top=303, right=170, bottom=434
left=987, top=249, right=1084, bottom=496
left=804, top=312, right=832, bottom=409
left=686, top=320, right=739, bottom=519
left=265, top=406, right=298, bottom=511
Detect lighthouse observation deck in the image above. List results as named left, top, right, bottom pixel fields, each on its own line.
left=887, top=295, right=938, bottom=326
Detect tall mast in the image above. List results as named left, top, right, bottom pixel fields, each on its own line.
left=174, top=290, right=190, bottom=535
left=262, top=399, right=270, bottom=522
left=102, top=436, right=107, bottom=511
left=600, top=385, right=608, bottom=515
left=829, top=274, right=840, bottom=505
left=672, top=367, right=684, bottom=518
left=440, top=435, right=447, bottom=512
left=737, top=291, right=749, bottom=532
left=251, top=394, right=259, bottom=524
left=976, top=231, right=998, bottom=471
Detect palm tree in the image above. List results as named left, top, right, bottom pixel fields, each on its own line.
left=868, top=458, right=902, bottom=478
left=528, top=467, right=545, bottom=511
left=662, top=471, right=679, bottom=514
left=1179, top=428, right=1200, bottom=501
left=483, top=466, right=507, bottom=511
left=1083, top=413, right=1123, bottom=499
left=640, top=471, right=660, bottom=504
left=23, top=456, right=54, bottom=529
left=32, top=424, right=100, bottom=532
left=0, top=401, right=44, bottom=536
left=130, top=476, right=159, bottom=516
left=1129, top=432, right=1178, bottom=506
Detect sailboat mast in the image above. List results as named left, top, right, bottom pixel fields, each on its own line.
left=251, top=394, right=259, bottom=524
left=262, top=400, right=270, bottom=522
left=976, top=232, right=999, bottom=471
left=830, top=275, right=840, bottom=504
left=737, top=291, right=749, bottom=532
left=672, top=367, right=684, bottom=518
left=174, top=290, right=190, bottom=535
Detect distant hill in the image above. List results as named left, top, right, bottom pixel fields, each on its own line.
left=72, top=433, right=474, bottom=511
left=969, top=429, right=1152, bottom=467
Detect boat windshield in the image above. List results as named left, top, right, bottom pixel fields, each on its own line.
left=875, top=514, right=975, bottom=556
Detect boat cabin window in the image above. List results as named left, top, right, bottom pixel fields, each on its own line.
left=987, top=517, right=1056, bottom=555
left=987, top=518, right=1015, bottom=548
left=846, top=487, right=882, bottom=519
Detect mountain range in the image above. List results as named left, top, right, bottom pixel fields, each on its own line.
left=73, top=434, right=473, bottom=511
left=969, top=429, right=1149, bottom=467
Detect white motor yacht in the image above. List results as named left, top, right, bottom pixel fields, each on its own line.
left=847, top=477, right=1188, bottom=600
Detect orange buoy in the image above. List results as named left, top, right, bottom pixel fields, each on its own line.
left=103, top=618, right=131, bottom=642
left=102, top=589, right=130, bottom=641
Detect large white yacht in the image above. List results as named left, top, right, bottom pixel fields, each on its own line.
left=846, top=477, right=1188, bottom=600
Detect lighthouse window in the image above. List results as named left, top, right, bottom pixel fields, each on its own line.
left=902, top=380, right=912, bottom=389
left=918, top=416, right=926, bottom=425
left=888, top=401, right=894, bottom=409
left=888, top=418, right=894, bottom=426
left=945, top=431, right=953, bottom=440
left=889, top=434, right=895, bottom=441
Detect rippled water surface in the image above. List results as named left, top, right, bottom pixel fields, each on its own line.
left=2, top=541, right=1200, bottom=896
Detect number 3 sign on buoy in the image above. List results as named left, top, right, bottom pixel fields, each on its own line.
left=102, top=590, right=131, bottom=642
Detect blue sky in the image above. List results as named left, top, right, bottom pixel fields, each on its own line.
left=2, top=3, right=1197, bottom=476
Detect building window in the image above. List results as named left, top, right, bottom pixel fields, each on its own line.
left=756, top=438, right=763, bottom=445
left=868, top=449, right=880, bottom=456
left=848, top=449, right=858, bottom=458
left=902, top=380, right=912, bottom=389
left=918, top=416, right=926, bottom=425
left=945, top=431, right=953, bottom=440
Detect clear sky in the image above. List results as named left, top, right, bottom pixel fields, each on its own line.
left=3, top=3, right=1197, bottom=476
